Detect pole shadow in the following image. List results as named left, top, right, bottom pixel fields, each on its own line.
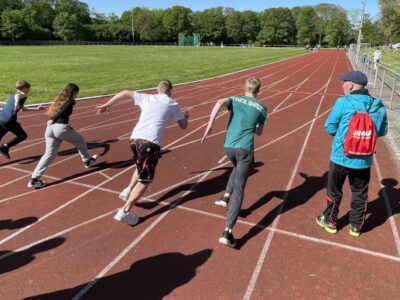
left=24, top=249, right=213, bottom=300
left=0, top=217, right=38, bottom=230
left=0, top=237, right=65, bottom=274
left=236, top=172, right=328, bottom=249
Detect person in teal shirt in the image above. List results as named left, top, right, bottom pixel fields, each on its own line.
left=201, top=76, right=267, bottom=248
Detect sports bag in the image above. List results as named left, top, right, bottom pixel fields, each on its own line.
left=343, top=97, right=377, bottom=157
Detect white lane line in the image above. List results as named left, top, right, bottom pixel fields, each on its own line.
left=0, top=211, right=115, bottom=260
left=0, top=173, right=30, bottom=189
left=99, top=171, right=112, bottom=180
left=244, top=54, right=339, bottom=300
left=0, top=165, right=134, bottom=246
left=72, top=169, right=213, bottom=300
left=373, top=157, right=400, bottom=256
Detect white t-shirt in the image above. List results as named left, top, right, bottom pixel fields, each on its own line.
left=130, top=91, right=183, bottom=146
left=373, top=50, right=381, bottom=61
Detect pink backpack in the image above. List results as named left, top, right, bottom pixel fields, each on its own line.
left=343, top=97, right=377, bottom=157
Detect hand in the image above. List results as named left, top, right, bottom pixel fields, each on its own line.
left=47, top=120, right=54, bottom=126
left=96, top=104, right=109, bottom=115
left=201, top=127, right=212, bottom=143
left=184, top=111, right=189, bottom=119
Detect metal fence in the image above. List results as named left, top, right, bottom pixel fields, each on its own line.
left=348, top=43, right=399, bottom=110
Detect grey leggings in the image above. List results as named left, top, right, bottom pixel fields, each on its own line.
left=224, top=147, right=254, bottom=229
left=32, top=124, right=90, bottom=179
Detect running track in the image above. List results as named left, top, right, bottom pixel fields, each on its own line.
left=1, top=50, right=399, bottom=299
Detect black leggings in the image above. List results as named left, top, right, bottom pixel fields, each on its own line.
left=0, top=121, right=27, bottom=148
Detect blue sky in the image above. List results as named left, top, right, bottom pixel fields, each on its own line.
left=84, top=0, right=380, bottom=18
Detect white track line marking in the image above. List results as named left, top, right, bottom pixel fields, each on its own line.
left=0, top=165, right=134, bottom=246
left=373, top=157, right=400, bottom=256
left=72, top=169, right=213, bottom=300
left=244, top=54, right=339, bottom=300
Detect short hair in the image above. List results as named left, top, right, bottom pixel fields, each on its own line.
left=158, top=79, right=172, bottom=94
left=15, top=80, right=31, bottom=90
left=245, top=77, right=261, bottom=95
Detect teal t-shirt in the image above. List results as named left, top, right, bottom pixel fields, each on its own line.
left=223, top=96, right=267, bottom=152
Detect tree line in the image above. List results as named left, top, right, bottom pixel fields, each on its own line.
left=0, top=0, right=397, bottom=46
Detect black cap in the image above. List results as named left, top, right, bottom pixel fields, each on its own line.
left=339, top=71, right=368, bottom=87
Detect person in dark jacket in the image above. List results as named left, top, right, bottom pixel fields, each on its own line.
left=316, top=71, right=388, bottom=237
left=0, top=80, right=44, bottom=159
left=27, top=83, right=98, bottom=188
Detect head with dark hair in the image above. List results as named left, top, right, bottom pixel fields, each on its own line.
left=46, top=83, right=79, bottom=117
left=157, top=79, right=173, bottom=96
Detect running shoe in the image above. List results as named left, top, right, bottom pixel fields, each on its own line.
left=114, top=208, right=139, bottom=226
left=215, top=195, right=229, bottom=208
left=349, top=224, right=361, bottom=237
left=119, top=187, right=131, bottom=201
left=316, top=215, right=337, bottom=234
left=219, top=230, right=236, bottom=248
left=27, top=179, right=47, bottom=189
left=0, top=145, right=10, bottom=159
left=84, top=154, right=98, bottom=168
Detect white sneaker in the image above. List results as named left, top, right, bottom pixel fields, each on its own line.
left=119, top=187, right=131, bottom=201
left=27, top=179, right=47, bottom=189
left=85, top=154, right=99, bottom=168
left=114, top=209, right=139, bottom=226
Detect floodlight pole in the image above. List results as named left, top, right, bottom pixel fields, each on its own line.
left=357, top=0, right=366, bottom=50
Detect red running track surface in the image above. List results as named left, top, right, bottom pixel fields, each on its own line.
left=1, top=50, right=399, bottom=299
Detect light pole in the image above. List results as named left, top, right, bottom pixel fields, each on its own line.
left=131, top=8, right=135, bottom=44
left=357, top=0, right=366, bottom=49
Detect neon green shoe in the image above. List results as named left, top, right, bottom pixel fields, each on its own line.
left=349, top=225, right=361, bottom=237
left=316, top=215, right=337, bottom=234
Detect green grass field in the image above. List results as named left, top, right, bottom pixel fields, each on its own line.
left=369, top=47, right=400, bottom=76
left=0, top=46, right=308, bottom=104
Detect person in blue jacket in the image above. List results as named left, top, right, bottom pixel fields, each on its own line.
left=0, top=80, right=44, bottom=159
left=316, top=71, right=388, bottom=237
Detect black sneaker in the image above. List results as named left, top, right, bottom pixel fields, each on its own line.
left=349, top=224, right=361, bottom=237
left=85, top=155, right=98, bottom=168
left=316, top=215, right=337, bottom=234
left=215, top=196, right=229, bottom=208
left=27, top=179, right=47, bottom=189
left=0, top=145, right=10, bottom=159
left=219, top=230, right=236, bottom=248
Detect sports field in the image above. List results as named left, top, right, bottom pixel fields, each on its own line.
left=0, top=46, right=307, bottom=104
left=1, top=50, right=399, bottom=299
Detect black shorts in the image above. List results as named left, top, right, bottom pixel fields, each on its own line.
left=130, top=139, right=160, bottom=183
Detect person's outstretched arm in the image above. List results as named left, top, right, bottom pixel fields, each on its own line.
left=201, top=98, right=229, bottom=143
left=96, top=90, right=133, bottom=115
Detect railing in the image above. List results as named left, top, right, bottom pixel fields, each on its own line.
left=348, top=44, right=399, bottom=110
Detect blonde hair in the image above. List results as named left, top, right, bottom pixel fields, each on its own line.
left=46, top=83, right=79, bottom=117
left=15, top=80, right=30, bottom=91
left=245, top=77, right=261, bottom=95
left=157, top=79, right=172, bottom=94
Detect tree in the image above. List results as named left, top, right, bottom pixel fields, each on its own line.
left=163, top=6, right=192, bottom=40
left=257, top=7, right=295, bottom=45
left=324, top=8, right=351, bottom=47
left=296, top=6, right=318, bottom=45
left=192, top=7, right=225, bottom=42
left=379, top=0, right=400, bottom=42
left=241, top=10, right=260, bottom=43
left=225, top=10, right=243, bottom=43
left=314, top=3, right=338, bottom=46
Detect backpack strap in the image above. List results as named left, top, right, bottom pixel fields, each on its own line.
left=345, top=94, right=374, bottom=113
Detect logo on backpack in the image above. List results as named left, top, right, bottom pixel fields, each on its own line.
left=343, top=98, right=377, bottom=157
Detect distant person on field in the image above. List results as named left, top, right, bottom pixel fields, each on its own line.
left=28, top=83, right=98, bottom=188
left=344, top=44, right=347, bottom=52
left=316, top=71, right=388, bottom=237
left=96, top=80, right=189, bottom=226
left=373, top=47, right=382, bottom=69
left=201, top=77, right=267, bottom=248
left=0, top=80, right=44, bottom=160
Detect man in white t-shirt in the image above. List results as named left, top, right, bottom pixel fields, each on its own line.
left=373, top=48, right=382, bottom=69
left=97, top=80, right=189, bottom=225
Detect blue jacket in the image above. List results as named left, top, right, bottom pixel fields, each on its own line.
left=325, top=88, right=388, bottom=169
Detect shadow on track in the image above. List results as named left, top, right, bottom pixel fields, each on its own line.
left=337, top=178, right=400, bottom=233
left=236, top=171, right=328, bottom=249
left=0, top=237, right=65, bottom=274
left=24, top=249, right=212, bottom=300
left=0, top=217, right=38, bottom=230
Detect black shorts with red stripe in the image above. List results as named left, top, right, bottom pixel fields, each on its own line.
left=130, top=139, right=161, bottom=183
